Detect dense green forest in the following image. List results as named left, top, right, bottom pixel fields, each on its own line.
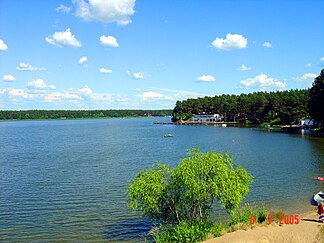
left=0, top=109, right=172, bottom=120
left=309, top=69, right=324, bottom=128
left=172, top=69, right=324, bottom=128
left=172, top=89, right=310, bottom=125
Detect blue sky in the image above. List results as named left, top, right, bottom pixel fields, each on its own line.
left=0, top=0, right=323, bottom=110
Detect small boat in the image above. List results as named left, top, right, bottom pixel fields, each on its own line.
left=164, top=134, right=173, bottom=138
left=315, top=177, right=324, bottom=181
left=221, top=124, right=227, bottom=127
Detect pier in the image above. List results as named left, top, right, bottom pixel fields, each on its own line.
left=154, top=121, right=239, bottom=126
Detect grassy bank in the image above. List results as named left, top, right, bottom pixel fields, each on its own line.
left=147, top=203, right=286, bottom=243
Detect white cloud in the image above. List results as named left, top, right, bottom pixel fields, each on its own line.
left=78, top=56, right=88, bottom=64
left=239, top=73, right=286, bottom=90
left=136, top=88, right=207, bottom=103
left=44, top=93, right=63, bottom=102
left=294, top=73, right=317, bottom=83
left=137, top=91, right=168, bottom=101
left=77, top=86, right=92, bottom=95
left=262, top=42, right=272, bottom=48
left=149, top=87, right=209, bottom=102
left=65, top=93, right=82, bottom=99
left=237, top=64, right=251, bottom=71
left=3, top=74, right=15, bottom=81
left=320, top=57, right=324, bottom=65
left=99, top=68, right=112, bottom=73
left=44, top=92, right=81, bottom=102
left=197, top=75, right=215, bottom=82
left=133, top=72, right=144, bottom=79
left=56, top=4, right=71, bottom=13
left=212, top=33, right=247, bottom=50
left=0, top=39, right=8, bottom=51
left=16, top=62, right=46, bottom=71
left=8, top=89, right=33, bottom=99
left=100, top=35, right=119, bottom=47
left=73, top=0, right=135, bottom=25
left=306, top=63, right=311, bottom=67
left=26, top=78, right=56, bottom=90
left=45, top=28, right=81, bottom=47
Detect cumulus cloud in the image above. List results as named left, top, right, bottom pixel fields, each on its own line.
left=44, top=92, right=81, bottom=102
left=212, top=33, right=247, bottom=50
left=78, top=56, right=88, bottom=64
left=45, top=28, right=81, bottom=47
left=100, top=35, right=119, bottom=47
left=136, top=88, right=206, bottom=104
left=3, top=74, right=15, bottom=81
left=73, top=0, right=135, bottom=25
left=77, top=86, right=92, bottom=95
left=239, top=73, right=286, bottom=90
left=294, top=73, right=317, bottom=83
left=44, top=86, right=93, bottom=103
left=56, top=4, right=71, bottom=13
left=237, top=64, right=251, bottom=71
left=8, top=89, right=33, bottom=99
left=0, top=39, right=8, bottom=51
left=306, top=63, right=312, bottom=67
left=137, top=91, right=168, bottom=101
left=197, top=75, right=215, bottom=82
left=133, top=72, right=144, bottom=79
left=16, top=62, right=46, bottom=71
left=262, top=42, right=272, bottom=48
left=26, top=78, right=56, bottom=90
left=99, top=68, right=112, bottom=73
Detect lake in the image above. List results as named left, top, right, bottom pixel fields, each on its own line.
left=0, top=117, right=324, bottom=242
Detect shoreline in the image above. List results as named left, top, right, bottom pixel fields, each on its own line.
left=203, top=209, right=323, bottom=243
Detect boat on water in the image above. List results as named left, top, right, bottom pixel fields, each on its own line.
left=164, top=134, right=173, bottom=138
left=221, top=124, right=227, bottom=127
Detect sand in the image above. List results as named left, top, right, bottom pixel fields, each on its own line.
left=203, top=210, right=324, bottom=243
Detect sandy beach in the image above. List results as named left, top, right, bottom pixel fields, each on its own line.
left=203, top=210, right=324, bottom=243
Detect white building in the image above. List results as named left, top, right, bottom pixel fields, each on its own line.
left=299, top=119, right=314, bottom=127
left=190, top=114, right=223, bottom=123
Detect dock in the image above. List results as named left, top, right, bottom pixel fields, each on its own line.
left=154, top=122, right=239, bottom=126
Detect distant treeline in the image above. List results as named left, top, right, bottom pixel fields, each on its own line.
left=0, top=109, right=172, bottom=120
left=172, top=89, right=310, bottom=125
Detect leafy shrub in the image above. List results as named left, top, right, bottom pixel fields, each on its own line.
left=229, top=203, right=268, bottom=226
left=152, top=221, right=213, bottom=243
left=128, top=148, right=253, bottom=242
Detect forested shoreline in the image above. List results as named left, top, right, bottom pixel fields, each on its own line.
left=0, top=109, right=172, bottom=120
left=172, top=89, right=310, bottom=125
left=172, top=69, right=324, bottom=127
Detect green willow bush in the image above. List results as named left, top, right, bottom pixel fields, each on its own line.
left=127, top=148, right=253, bottom=241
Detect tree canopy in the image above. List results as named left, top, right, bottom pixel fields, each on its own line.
left=127, top=148, right=253, bottom=225
left=172, top=89, right=310, bottom=125
left=0, top=109, right=172, bottom=120
left=309, top=69, right=324, bottom=129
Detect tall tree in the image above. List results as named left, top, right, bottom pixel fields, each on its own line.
left=309, top=69, right=324, bottom=128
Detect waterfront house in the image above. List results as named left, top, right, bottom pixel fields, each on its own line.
left=299, top=119, right=314, bottom=127
left=190, top=114, right=223, bottom=123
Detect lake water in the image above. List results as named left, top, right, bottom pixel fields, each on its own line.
left=0, top=117, right=324, bottom=242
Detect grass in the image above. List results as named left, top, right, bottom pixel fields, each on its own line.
left=149, top=203, right=285, bottom=243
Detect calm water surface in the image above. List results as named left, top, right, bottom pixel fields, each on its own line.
left=0, top=117, right=324, bottom=242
